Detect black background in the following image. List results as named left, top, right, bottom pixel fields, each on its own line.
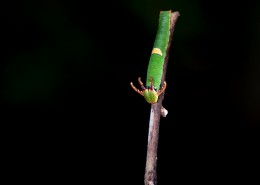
left=1, top=0, right=259, bottom=184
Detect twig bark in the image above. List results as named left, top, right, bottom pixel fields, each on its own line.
left=144, top=11, right=180, bottom=185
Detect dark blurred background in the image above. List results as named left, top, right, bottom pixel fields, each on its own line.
left=1, top=0, right=259, bottom=183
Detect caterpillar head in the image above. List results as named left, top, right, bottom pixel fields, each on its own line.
left=143, top=88, right=159, bottom=103
left=130, top=77, right=167, bottom=104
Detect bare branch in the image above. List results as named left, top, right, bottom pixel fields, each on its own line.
left=144, top=11, right=180, bottom=185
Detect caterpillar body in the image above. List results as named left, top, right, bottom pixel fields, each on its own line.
left=130, top=10, right=171, bottom=103
left=146, top=11, right=171, bottom=90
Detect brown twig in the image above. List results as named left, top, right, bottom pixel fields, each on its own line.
left=144, top=11, right=180, bottom=185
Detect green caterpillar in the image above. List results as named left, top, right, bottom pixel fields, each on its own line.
left=130, top=10, right=171, bottom=103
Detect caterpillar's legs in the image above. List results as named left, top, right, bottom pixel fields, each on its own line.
left=130, top=81, right=144, bottom=96
left=138, top=77, right=146, bottom=90
left=157, top=81, right=167, bottom=96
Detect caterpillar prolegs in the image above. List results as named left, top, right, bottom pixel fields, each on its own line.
left=130, top=10, right=171, bottom=103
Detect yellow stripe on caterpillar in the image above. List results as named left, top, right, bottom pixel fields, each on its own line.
left=151, top=48, right=162, bottom=56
